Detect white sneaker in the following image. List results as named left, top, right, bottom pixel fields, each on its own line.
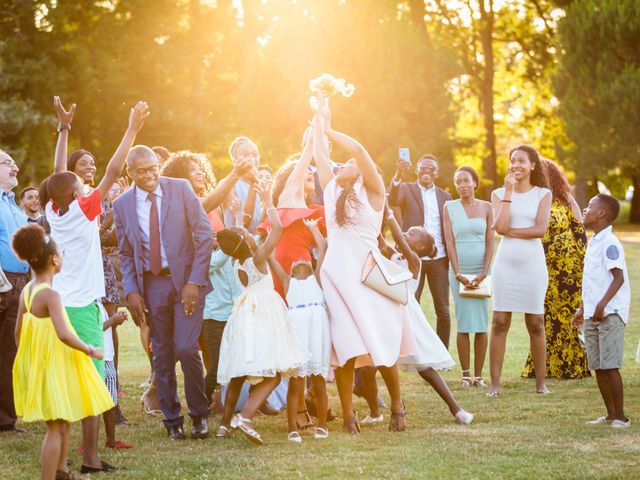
left=611, top=419, right=631, bottom=429
left=586, top=416, right=611, bottom=425
left=361, top=414, right=384, bottom=425
left=455, top=410, right=474, bottom=425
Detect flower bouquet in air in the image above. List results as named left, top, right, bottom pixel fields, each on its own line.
left=309, top=73, right=355, bottom=110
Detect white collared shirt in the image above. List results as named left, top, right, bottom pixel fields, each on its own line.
left=135, top=184, right=169, bottom=271
left=583, top=226, right=630, bottom=323
left=418, top=184, right=446, bottom=260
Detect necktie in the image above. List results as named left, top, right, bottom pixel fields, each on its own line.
left=148, top=192, right=162, bottom=275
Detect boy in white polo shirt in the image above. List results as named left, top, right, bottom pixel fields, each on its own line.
left=572, top=194, right=631, bottom=429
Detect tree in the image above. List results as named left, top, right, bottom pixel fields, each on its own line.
left=555, top=0, right=640, bottom=222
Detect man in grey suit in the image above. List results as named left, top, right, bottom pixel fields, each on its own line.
left=388, top=154, right=452, bottom=349
left=114, top=145, right=213, bottom=440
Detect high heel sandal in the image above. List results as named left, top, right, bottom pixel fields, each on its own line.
left=473, top=376, right=487, bottom=388
left=342, top=411, right=361, bottom=434
left=461, top=370, right=472, bottom=388
left=389, top=401, right=407, bottom=432
left=231, top=414, right=263, bottom=445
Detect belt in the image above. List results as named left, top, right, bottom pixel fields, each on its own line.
left=143, top=268, right=171, bottom=277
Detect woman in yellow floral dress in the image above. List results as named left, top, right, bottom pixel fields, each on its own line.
left=522, top=160, right=590, bottom=379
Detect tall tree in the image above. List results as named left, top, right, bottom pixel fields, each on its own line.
left=555, top=0, right=640, bottom=222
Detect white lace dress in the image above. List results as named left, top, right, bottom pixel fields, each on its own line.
left=393, top=255, right=455, bottom=372
left=217, top=258, right=310, bottom=385
left=286, top=276, right=331, bottom=379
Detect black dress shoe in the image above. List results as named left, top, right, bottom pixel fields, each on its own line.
left=191, top=417, right=209, bottom=439
left=167, top=424, right=186, bottom=440
left=80, top=460, right=117, bottom=474
left=0, top=426, right=26, bottom=433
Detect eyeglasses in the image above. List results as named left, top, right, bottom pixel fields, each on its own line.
left=0, top=159, right=17, bottom=168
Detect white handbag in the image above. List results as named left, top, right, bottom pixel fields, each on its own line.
left=458, top=274, right=491, bottom=298
left=361, top=249, right=413, bottom=305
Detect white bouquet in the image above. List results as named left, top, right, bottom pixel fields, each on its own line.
left=309, top=73, right=355, bottom=110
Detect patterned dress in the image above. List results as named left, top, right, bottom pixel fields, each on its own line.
left=522, top=200, right=590, bottom=379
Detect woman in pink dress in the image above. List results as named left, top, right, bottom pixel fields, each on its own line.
left=313, top=100, right=416, bottom=433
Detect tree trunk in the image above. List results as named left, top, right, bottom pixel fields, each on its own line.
left=479, top=3, right=497, bottom=198
left=574, top=169, right=589, bottom=208
left=629, top=174, right=640, bottom=224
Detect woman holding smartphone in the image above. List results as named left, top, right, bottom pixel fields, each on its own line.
left=488, top=145, right=552, bottom=396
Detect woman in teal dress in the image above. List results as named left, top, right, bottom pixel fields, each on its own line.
left=442, top=166, right=494, bottom=388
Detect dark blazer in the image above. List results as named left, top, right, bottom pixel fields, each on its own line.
left=113, top=177, right=214, bottom=298
left=387, top=180, right=451, bottom=256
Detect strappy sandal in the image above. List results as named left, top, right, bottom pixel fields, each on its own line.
left=215, top=425, right=231, bottom=438
left=389, top=408, right=406, bottom=432
left=55, top=470, right=87, bottom=480
left=473, top=376, right=487, bottom=388
left=342, top=411, right=361, bottom=434
left=296, top=410, right=314, bottom=431
left=314, top=427, right=329, bottom=439
left=461, top=370, right=472, bottom=388
left=231, top=414, right=263, bottom=446
left=287, top=431, right=302, bottom=443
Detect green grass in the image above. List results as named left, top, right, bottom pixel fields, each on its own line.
left=2, top=227, right=640, bottom=479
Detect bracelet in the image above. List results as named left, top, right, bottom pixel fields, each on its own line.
left=57, top=122, right=71, bottom=133
left=87, top=345, right=95, bottom=358
left=501, top=199, right=512, bottom=203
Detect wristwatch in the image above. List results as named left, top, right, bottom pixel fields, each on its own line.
left=57, top=122, right=71, bottom=133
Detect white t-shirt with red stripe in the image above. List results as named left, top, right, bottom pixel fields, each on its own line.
left=46, top=189, right=105, bottom=307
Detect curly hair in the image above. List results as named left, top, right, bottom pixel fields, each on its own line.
left=542, top=159, right=572, bottom=205
left=161, top=150, right=216, bottom=196
left=509, top=145, right=548, bottom=188
left=12, top=224, right=58, bottom=273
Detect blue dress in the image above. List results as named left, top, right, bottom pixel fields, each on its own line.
left=446, top=200, right=489, bottom=333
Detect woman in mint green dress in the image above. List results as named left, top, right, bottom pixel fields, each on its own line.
left=442, top=167, right=494, bottom=388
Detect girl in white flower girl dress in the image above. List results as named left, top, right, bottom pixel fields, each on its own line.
left=215, top=183, right=309, bottom=445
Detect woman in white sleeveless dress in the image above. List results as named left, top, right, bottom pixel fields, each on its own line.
left=489, top=145, right=552, bottom=396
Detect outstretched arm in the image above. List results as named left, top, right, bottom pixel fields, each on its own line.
left=201, top=158, right=253, bottom=213
left=253, top=182, right=282, bottom=271
left=96, top=102, right=150, bottom=200
left=304, top=218, right=327, bottom=283
left=313, top=98, right=334, bottom=189
left=267, top=255, right=290, bottom=294
left=385, top=207, right=421, bottom=278
left=278, top=130, right=315, bottom=208
left=53, top=96, right=76, bottom=174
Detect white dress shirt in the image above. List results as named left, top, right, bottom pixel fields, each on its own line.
left=135, top=184, right=169, bottom=271
left=419, top=184, right=446, bottom=260
left=583, top=226, right=630, bottom=323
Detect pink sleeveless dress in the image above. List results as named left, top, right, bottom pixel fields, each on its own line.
left=320, top=179, right=417, bottom=368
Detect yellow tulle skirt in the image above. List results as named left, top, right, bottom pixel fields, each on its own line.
left=13, top=283, right=114, bottom=423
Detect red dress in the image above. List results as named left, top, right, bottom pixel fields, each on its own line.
left=260, top=205, right=326, bottom=299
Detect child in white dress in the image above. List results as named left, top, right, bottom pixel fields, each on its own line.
left=269, top=218, right=331, bottom=443
left=215, top=183, right=309, bottom=445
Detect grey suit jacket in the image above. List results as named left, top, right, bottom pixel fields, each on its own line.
left=113, top=177, right=214, bottom=298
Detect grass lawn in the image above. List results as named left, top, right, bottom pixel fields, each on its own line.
left=2, top=227, right=640, bottom=479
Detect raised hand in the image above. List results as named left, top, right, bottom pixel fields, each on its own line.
left=504, top=169, right=517, bottom=192
left=53, top=96, right=76, bottom=125
left=255, top=180, right=272, bottom=206
left=316, top=94, right=332, bottom=131
left=128, top=101, right=150, bottom=135
left=232, top=157, right=254, bottom=178
left=117, top=176, right=130, bottom=192
left=303, top=218, right=320, bottom=231
left=394, top=160, right=411, bottom=182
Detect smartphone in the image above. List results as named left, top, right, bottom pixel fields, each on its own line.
left=399, top=147, right=411, bottom=164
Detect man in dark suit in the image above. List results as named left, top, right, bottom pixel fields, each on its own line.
left=114, top=145, right=214, bottom=440
left=388, top=154, right=452, bottom=349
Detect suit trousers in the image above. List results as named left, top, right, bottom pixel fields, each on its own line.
left=0, top=272, right=29, bottom=430
left=202, top=320, right=226, bottom=403
left=415, top=257, right=451, bottom=349
left=143, top=274, right=208, bottom=428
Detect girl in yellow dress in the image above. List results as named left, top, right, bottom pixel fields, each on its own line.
left=12, top=224, right=113, bottom=480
